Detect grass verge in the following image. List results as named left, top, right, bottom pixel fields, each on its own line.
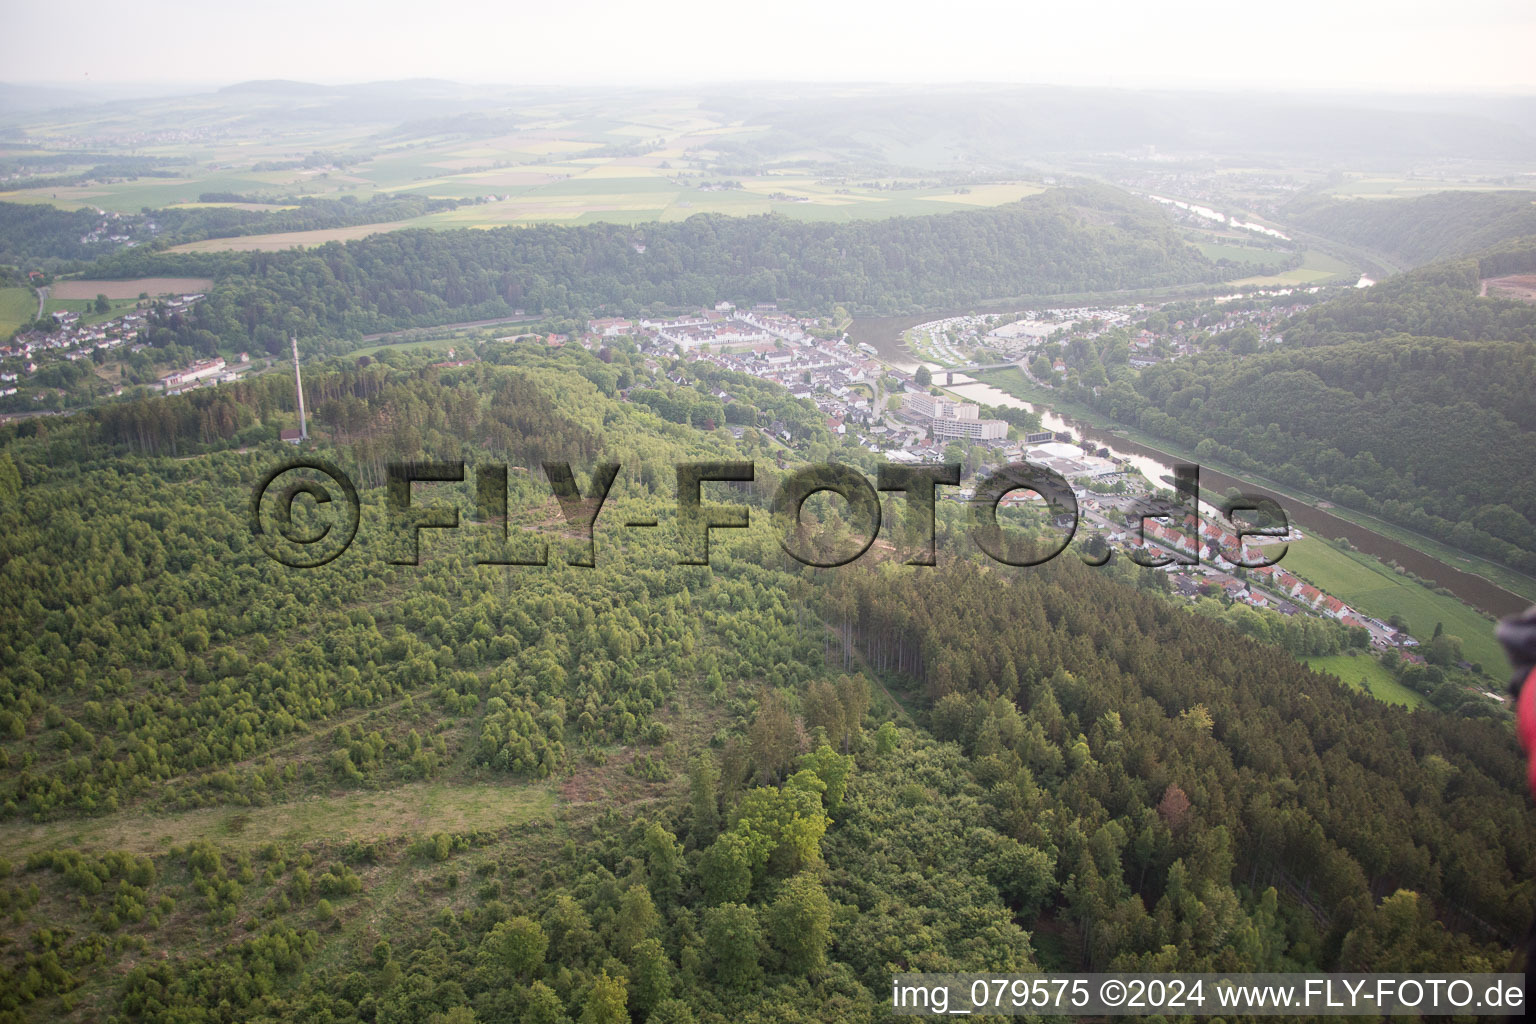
left=0, top=779, right=558, bottom=859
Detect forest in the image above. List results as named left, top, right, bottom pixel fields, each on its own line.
left=148, top=196, right=470, bottom=248
left=1072, top=245, right=1536, bottom=573
left=0, top=340, right=1530, bottom=1022
left=1284, top=190, right=1536, bottom=267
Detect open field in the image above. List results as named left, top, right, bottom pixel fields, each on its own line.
left=0, top=169, right=340, bottom=213
left=50, top=277, right=213, bottom=299
left=911, top=183, right=1046, bottom=206
left=1324, top=175, right=1536, bottom=199
left=1195, top=240, right=1288, bottom=265
left=1280, top=537, right=1502, bottom=671
left=0, top=96, right=1055, bottom=236
left=1301, top=653, right=1426, bottom=708
left=0, top=286, right=34, bottom=339
left=163, top=201, right=301, bottom=211
left=0, top=779, right=558, bottom=859
left=347, top=337, right=467, bottom=359
left=1483, top=274, right=1536, bottom=303
left=0, top=96, right=1059, bottom=241
left=167, top=223, right=419, bottom=252
left=1227, top=248, right=1356, bottom=287
left=43, top=296, right=139, bottom=327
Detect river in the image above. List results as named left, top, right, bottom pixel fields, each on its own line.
left=849, top=316, right=1531, bottom=619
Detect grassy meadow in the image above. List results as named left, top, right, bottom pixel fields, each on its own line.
left=0, top=780, right=558, bottom=860
left=1324, top=175, right=1536, bottom=199
left=1281, top=537, right=1501, bottom=671
left=1301, top=652, right=1427, bottom=708
left=1195, top=240, right=1289, bottom=265
left=1227, top=248, right=1357, bottom=287
left=41, top=296, right=142, bottom=328
left=0, top=286, right=35, bottom=340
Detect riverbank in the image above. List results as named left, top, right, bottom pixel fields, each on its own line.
left=966, top=366, right=1534, bottom=619
left=847, top=306, right=1533, bottom=620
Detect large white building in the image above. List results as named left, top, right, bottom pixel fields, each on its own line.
left=931, top=417, right=1008, bottom=441
left=904, top=393, right=976, bottom=420
left=904, top=393, right=1008, bottom=440
left=160, top=358, right=225, bottom=389
left=1026, top=442, right=1119, bottom=478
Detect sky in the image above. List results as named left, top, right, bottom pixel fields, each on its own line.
left=7, top=0, right=1536, bottom=94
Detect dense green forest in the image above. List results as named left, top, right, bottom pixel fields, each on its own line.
left=0, top=342, right=1529, bottom=1022
left=1284, top=190, right=1536, bottom=267
left=148, top=196, right=469, bottom=248
left=56, top=186, right=1223, bottom=353
left=1074, top=247, right=1536, bottom=574
left=0, top=203, right=152, bottom=267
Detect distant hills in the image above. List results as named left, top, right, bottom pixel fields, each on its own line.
left=6, top=80, right=1535, bottom=169
left=217, top=79, right=334, bottom=95
left=0, top=82, right=98, bottom=113
left=1285, top=191, right=1536, bottom=267
left=700, top=85, right=1536, bottom=169
left=217, top=78, right=468, bottom=96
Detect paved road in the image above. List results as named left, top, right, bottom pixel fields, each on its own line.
left=34, top=285, right=48, bottom=320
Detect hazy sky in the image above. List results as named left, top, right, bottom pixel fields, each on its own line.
left=9, top=0, right=1536, bottom=93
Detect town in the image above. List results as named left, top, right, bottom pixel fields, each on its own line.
left=540, top=299, right=1420, bottom=660
left=901, top=292, right=1325, bottom=386
left=0, top=291, right=255, bottom=406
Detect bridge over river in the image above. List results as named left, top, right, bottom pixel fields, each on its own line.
left=936, top=360, right=1022, bottom=384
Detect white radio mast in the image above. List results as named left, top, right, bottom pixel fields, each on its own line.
left=290, top=336, right=308, bottom=441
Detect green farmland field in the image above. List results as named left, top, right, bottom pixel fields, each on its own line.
left=1195, top=240, right=1286, bottom=265
left=1281, top=537, right=1501, bottom=672
left=1227, top=248, right=1356, bottom=287
left=0, top=287, right=35, bottom=340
